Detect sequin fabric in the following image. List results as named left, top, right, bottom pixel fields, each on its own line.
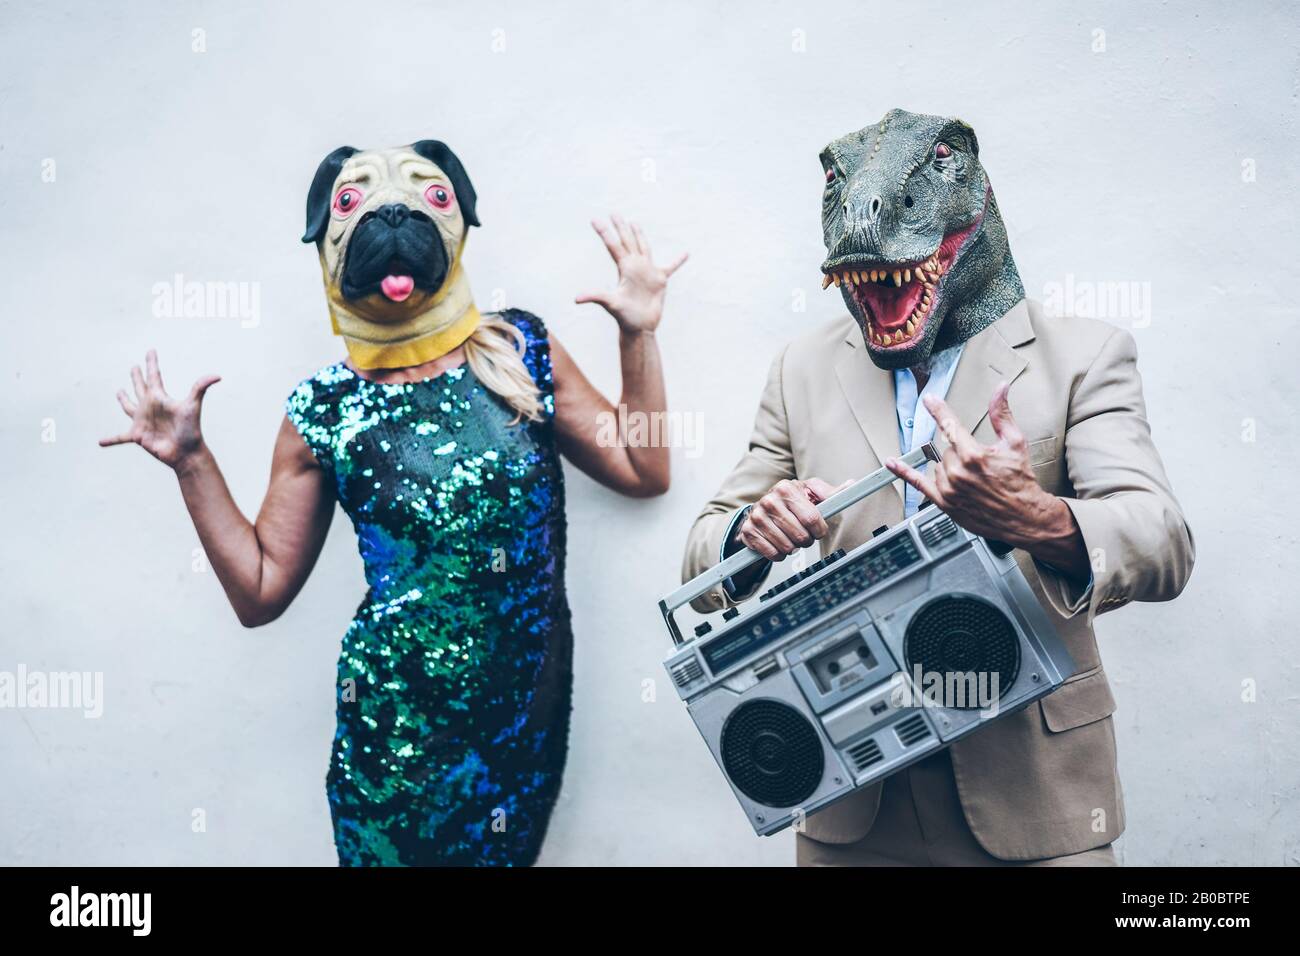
left=285, top=310, right=572, bottom=866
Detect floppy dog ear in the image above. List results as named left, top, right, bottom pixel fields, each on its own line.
left=302, top=146, right=359, bottom=244
left=410, top=140, right=479, bottom=227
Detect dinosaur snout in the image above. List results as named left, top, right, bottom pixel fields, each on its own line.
left=844, top=194, right=884, bottom=224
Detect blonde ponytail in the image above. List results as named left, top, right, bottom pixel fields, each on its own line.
left=463, top=314, right=544, bottom=424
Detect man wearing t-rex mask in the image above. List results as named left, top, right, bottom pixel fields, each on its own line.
left=682, top=110, right=1194, bottom=866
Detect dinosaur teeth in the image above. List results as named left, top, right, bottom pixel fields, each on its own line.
left=829, top=255, right=946, bottom=297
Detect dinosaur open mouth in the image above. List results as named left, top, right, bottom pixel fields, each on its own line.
left=822, top=214, right=983, bottom=350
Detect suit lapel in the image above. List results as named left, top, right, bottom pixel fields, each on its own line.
left=835, top=332, right=905, bottom=505
left=939, top=300, right=1033, bottom=446
left=833, top=300, right=1036, bottom=476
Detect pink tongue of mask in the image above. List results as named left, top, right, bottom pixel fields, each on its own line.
left=380, top=275, right=415, bottom=302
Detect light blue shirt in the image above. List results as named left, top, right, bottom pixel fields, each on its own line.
left=894, top=344, right=964, bottom=517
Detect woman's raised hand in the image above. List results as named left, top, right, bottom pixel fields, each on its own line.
left=99, top=350, right=221, bottom=471
left=575, top=215, right=687, bottom=334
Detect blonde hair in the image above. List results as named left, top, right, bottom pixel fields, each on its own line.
left=463, top=314, right=544, bottom=424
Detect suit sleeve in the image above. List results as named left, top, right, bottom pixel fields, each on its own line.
left=681, top=346, right=798, bottom=612
left=1034, top=328, right=1195, bottom=623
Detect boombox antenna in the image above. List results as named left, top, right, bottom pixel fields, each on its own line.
left=659, top=442, right=939, bottom=646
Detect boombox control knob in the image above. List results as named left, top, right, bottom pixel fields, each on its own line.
left=723, top=607, right=740, bottom=621
left=694, top=621, right=713, bottom=638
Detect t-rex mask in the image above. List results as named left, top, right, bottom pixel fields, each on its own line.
left=819, top=109, right=1024, bottom=370
left=302, top=141, right=481, bottom=369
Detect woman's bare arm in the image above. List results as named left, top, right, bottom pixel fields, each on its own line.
left=101, top=351, right=335, bottom=627
left=173, top=419, right=334, bottom=625
left=553, top=216, right=685, bottom=497
left=552, top=331, right=668, bottom=497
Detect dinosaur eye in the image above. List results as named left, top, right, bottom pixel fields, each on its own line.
left=934, top=143, right=952, bottom=159
left=332, top=187, right=363, bottom=217
left=825, top=167, right=835, bottom=184
left=425, top=183, right=455, bottom=210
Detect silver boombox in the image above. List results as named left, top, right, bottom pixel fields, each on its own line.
left=660, top=443, right=1076, bottom=835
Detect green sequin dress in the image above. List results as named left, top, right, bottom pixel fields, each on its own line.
left=285, top=310, right=572, bottom=866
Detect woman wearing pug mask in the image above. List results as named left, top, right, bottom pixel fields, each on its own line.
left=100, top=141, right=686, bottom=867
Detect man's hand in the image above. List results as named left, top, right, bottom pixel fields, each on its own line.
left=735, top=477, right=849, bottom=561
left=885, top=382, right=1091, bottom=580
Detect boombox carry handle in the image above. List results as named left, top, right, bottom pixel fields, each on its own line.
left=659, top=442, right=939, bottom=645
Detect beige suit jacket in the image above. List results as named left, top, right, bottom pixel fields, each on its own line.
left=681, top=299, right=1194, bottom=860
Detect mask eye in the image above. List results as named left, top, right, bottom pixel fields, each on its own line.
left=825, top=167, right=836, bottom=184
left=425, top=183, right=455, bottom=210
left=934, top=142, right=952, bottom=160
left=332, top=187, right=363, bottom=217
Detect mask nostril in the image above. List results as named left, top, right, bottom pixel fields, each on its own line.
left=904, top=195, right=914, bottom=209
left=868, top=196, right=882, bottom=220
left=376, top=203, right=410, bottom=227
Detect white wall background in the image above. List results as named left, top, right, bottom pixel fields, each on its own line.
left=1, top=0, right=1297, bottom=866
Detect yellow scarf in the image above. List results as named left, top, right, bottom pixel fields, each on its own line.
left=324, top=236, right=481, bottom=370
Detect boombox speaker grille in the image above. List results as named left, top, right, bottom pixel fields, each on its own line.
left=904, top=594, right=1020, bottom=708
left=720, top=699, right=824, bottom=807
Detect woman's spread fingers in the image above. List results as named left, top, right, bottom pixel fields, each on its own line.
left=631, top=222, right=649, bottom=255
left=130, top=365, right=147, bottom=402
left=145, top=349, right=165, bottom=392
left=664, top=251, right=689, bottom=276
left=591, top=219, right=625, bottom=261
left=610, top=214, right=637, bottom=253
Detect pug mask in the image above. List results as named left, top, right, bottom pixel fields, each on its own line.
left=302, top=141, right=481, bottom=369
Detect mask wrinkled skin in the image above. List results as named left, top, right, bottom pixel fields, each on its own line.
left=819, top=109, right=1024, bottom=370
left=320, top=147, right=467, bottom=313
left=302, top=142, right=481, bottom=369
